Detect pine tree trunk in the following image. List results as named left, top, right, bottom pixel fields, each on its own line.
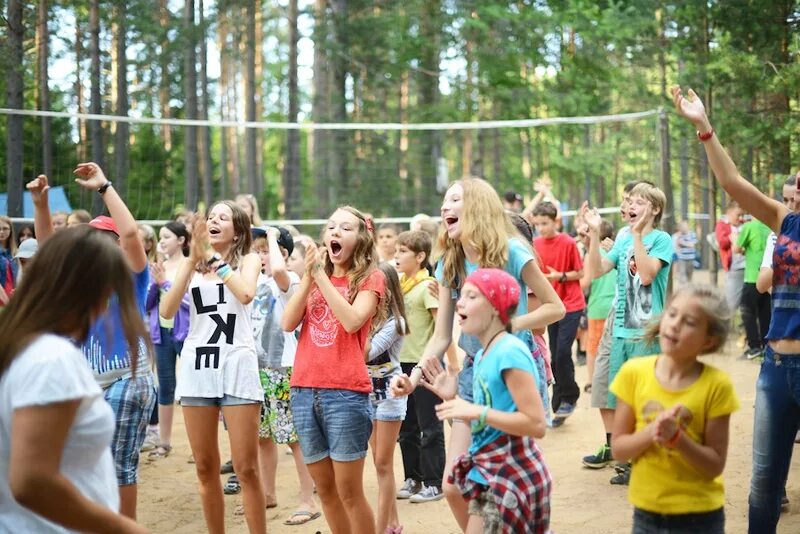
left=5, top=0, right=24, bottom=217
left=244, top=0, right=258, bottom=195
left=218, top=7, right=230, bottom=199
left=89, top=0, right=105, bottom=215
left=75, top=17, right=86, bottom=162
left=37, top=0, right=53, bottom=179
left=312, top=0, right=331, bottom=217
left=183, top=0, right=199, bottom=210
left=283, top=0, right=301, bottom=218
left=198, top=0, right=214, bottom=208
left=329, top=0, right=348, bottom=198
left=114, top=2, right=129, bottom=199
left=159, top=0, right=172, bottom=153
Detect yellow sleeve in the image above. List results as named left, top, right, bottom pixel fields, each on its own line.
left=707, top=370, right=740, bottom=419
left=609, top=360, right=637, bottom=407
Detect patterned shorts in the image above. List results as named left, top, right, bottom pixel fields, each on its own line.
left=259, top=367, right=298, bottom=444
left=105, top=372, right=157, bottom=485
left=468, top=486, right=503, bottom=533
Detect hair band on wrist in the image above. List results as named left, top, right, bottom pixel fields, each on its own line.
left=697, top=128, right=714, bottom=142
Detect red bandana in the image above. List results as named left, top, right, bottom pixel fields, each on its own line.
left=464, top=268, right=521, bottom=325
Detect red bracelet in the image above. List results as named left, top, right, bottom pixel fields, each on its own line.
left=663, top=427, right=681, bottom=448
left=697, top=128, right=714, bottom=142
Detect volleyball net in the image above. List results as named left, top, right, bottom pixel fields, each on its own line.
left=0, top=107, right=664, bottom=229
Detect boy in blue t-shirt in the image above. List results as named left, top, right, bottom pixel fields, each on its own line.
left=582, top=182, right=673, bottom=484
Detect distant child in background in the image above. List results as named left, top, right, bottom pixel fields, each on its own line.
left=672, top=220, right=698, bottom=284
left=532, top=201, right=585, bottom=427
left=611, top=285, right=739, bottom=534
left=366, top=262, right=409, bottom=534
left=13, top=238, right=38, bottom=284
left=236, top=193, right=264, bottom=226
left=735, top=216, right=772, bottom=360
left=138, top=224, right=159, bottom=262
left=715, top=201, right=745, bottom=310
left=0, top=216, right=18, bottom=306
left=376, top=223, right=400, bottom=263
left=51, top=211, right=68, bottom=231
left=393, top=230, right=447, bottom=504
left=580, top=219, right=616, bottom=395
left=286, top=239, right=308, bottom=279
left=251, top=226, right=319, bottom=526
left=67, top=209, right=92, bottom=227
left=427, top=268, right=551, bottom=534
left=16, top=224, right=34, bottom=245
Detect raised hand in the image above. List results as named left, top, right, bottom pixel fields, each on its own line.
left=304, top=241, right=321, bottom=275
left=427, top=278, right=440, bottom=300
left=189, top=218, right=212, bottom=266
left=25, top=175, right=50, bottom=207
left=653, top=405, right=683, bottom=445
left=671, top=86, right=709, bottom=128
left=600, top=237, right=615, bottom=252
left=580, top=201, right=601, bottom=233
left=73, top=162, right=109, bottom=190
left=267, top=226, right=281, bottom=242
left=435, top=397, right=482, bottom=423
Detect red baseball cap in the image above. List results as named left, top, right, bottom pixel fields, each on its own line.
left=88, top=215, right=120, bottom=236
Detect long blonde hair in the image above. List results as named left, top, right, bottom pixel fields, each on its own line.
left=320, top=206, right=378, bottom=302
left=0, top=216, right=17, bottom=256
left=435, top=177, right=522, bottom=289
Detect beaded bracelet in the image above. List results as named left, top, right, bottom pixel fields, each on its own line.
left=215, top=262, right=234, bottom=283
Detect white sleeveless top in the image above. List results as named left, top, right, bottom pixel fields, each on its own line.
left=176, top=273, right=263, bottom=401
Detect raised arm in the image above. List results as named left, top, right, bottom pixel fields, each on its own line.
left=580, top=202, right=615, bottom=280
left=26, top=175, right=54, bottom=244
left=267, top=228, right=291, bottom=293
left=74, top=163, right=147, bottom=273
left=672, top=86, right=788, bottom=234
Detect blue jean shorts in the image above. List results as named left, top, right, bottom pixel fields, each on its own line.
left=181, top=394, right=260, bottom=407
left=290, top=387, right=374, bottom=464
left=105, top=372, right=156, bottom=486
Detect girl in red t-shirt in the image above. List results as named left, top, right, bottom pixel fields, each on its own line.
left=283, top=206, right=385, bottom=534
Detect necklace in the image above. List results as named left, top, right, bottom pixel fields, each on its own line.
left=483, top=329, right=506, bottom=355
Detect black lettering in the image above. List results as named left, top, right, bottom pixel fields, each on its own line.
left=192, top=286, right=216, bottom=314
left=208, top=313, right=236, bottom=345
left=195, top=346, right=221, bottom=369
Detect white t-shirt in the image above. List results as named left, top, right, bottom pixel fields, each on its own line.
left=761, top=232, right=777, bottom=270
left=252, top=272, right=301, bottom=369
left=0, top=334, right=118, bottom=533
left=176, top=273, right=263, bottom=401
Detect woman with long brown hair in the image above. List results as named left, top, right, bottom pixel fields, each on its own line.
left=0, top=226, right=148, bottom=533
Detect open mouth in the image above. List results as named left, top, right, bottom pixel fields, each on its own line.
left=329, top=240, right=342, bottom=258
left=444, top=216, right=460, bottom=233
left=208, top=227, right=221, bottom=237
left=457, top=313, right=467, bottom=325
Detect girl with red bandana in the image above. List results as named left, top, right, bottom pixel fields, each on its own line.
left=425, top=268, right=551, bottom=534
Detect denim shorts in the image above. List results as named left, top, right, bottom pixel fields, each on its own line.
left=290, top=387, right=374, bottom=464
left=105, top=372, right=156, bottom=485
left=371, top=389, right=408, bottom=422
left=181, top=394, right=261, bottom=407
left=458, top=354, right=476, bottom=401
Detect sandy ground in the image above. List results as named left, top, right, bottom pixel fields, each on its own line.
left=137, top=346, right=800, bottom=533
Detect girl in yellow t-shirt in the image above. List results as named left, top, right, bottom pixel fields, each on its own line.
left=610, top=284, right=740, bottom=534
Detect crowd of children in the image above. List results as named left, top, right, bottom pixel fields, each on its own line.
left=1, top=88, right=799, bottom=534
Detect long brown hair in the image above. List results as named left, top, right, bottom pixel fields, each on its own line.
left=434, top=177, right=521, bottom=289
left=209, top=200, right=252, bottom=269
left=0, top=215, right=17, bottom=256
left=0, top=226, right=148, bottom=377
left=320, top=206, right=378, bottom=302
left=372, top=262, right=409, bottom=337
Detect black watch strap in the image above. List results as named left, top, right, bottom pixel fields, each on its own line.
left=98, top=181, right=113, bottom=195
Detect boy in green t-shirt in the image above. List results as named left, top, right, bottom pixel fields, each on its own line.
left=393, top=230, right=447, bottom=502
left=735, top=217, right=772, bottom=359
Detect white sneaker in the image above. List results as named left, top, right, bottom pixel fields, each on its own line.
left=140, top=429, right=159, bottom=452
left=409, top=484, right=444, bottom=503
left=396, top=478, right=422, bottom=499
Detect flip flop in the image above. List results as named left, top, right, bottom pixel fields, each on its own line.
left=283, top=510, right=321, bottom=526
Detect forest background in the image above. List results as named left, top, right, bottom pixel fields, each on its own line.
left=1, top=0, right=798, bottom=236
